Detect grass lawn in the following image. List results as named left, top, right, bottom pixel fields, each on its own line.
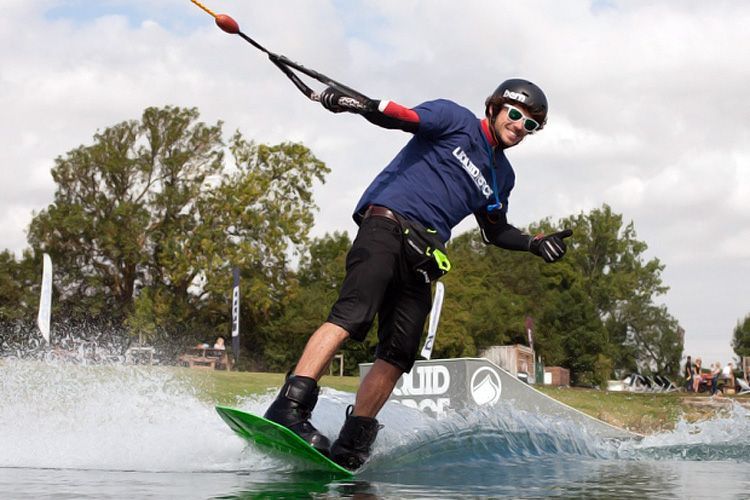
left=180, top=368, right=741, bottom=434
left=178, top=367, right=360, bottom=406
left=536, top=386, right=684, bottom=434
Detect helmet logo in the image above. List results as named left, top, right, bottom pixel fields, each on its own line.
left=502, top=90, right=526, bottom=103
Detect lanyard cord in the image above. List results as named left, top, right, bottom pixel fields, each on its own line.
left=482, top=136, right=503, bottom=212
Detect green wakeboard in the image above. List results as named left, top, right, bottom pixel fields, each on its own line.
left=215, top=405, right=354, bottom=478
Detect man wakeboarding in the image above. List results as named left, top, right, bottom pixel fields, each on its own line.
left=264, top=79, right=572, bottom=470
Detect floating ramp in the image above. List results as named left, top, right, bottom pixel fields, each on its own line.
left=360, top=357, right=638, bottom=441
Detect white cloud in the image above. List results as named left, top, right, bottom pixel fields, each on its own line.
left=2, top=0, right=749, bottom=364
left=603, top=176, right=646, bottom=208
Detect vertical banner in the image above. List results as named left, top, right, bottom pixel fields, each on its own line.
left=420, top=282, right=445, bottom=360
left=231, top=267, right=240, bottom=363
left=525, top=315, right=534, bottom=351
left=37, top=253, right=53, bottom=343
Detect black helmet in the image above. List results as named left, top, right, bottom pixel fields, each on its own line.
left=485, top=78, right=548, bottom=129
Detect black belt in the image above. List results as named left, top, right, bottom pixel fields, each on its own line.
left=363, top=205, right=400, bottom=224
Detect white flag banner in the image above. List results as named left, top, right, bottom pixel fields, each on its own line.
left=420, top=282, right=445, bottom=360
left=37, top=253, right=53, bottom=343
left=231, top=267, right=240, bottom=360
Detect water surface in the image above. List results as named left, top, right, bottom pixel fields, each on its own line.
left=1, top=361, right=749, bottom=499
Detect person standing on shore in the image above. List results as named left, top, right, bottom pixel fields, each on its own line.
left=710, top=362, right=722, bottom=395
left=722, top=361, right=736, bottom=392
left=692, top=357, right=703, bottom=392
left=684, top=355, right=694, bottom=391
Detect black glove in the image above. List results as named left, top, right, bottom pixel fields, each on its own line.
left=529, top=229, right=573, bottom=263
left=319, top=87, right=373, bottom=114
left=319, top=87, right=347, bottom=113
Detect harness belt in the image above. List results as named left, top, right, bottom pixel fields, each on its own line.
left=363, top=205, right=400, bottom=224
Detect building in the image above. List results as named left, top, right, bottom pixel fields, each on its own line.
left=480, top=344, right=535, bottom=383
left=544, top=366, right=570, bottom=387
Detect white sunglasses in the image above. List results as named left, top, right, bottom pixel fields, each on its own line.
left=503, top=104, right=540, bottom=132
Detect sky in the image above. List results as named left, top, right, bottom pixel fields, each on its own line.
left=2, top=0, right=749, bottom=367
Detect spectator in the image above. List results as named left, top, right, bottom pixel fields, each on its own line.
left=710, top=361, right=722, bottom=395
left=213, top=337, right=226, bottom=350
left=692, top=357, right=703, bottom=392
left=722, top=361, right=735, bottom=391
left=684, top=355, right=694, bottom=392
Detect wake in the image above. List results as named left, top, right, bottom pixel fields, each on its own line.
left=1, top=359, right=748, bottom=477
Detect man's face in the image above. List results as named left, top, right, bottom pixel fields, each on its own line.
left=493, top=103, right=537, bottom=148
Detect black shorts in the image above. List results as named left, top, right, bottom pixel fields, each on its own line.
left=327, top=214, right=432, bottom=373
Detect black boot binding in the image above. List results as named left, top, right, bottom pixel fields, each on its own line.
left=264, top=374, right=331, bottom=455
left=330, top=405, right=383, bottom=470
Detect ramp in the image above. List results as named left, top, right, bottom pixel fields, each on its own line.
left=360, top=358, right=638, bottom=441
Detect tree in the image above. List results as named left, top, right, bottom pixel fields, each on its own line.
left=437, top=232, right=525, bottom=358
left=259, top=232, right=370, bottom=372
left=192, top=136, right=329, bottom=360
left=437, top=225, right=608, bottom=384
left=733, top=314, right=750, bottom=358
left=26, top=106, right=330, bottom=349
left=537, top=265, right=608, bottom=384
left=0, top=250, right=42, bottom=323
left=429, top=205, right=681, bottom=382
left=620, top=301, right=682, bottom=375
left=560, top=205, right=682, bottom=376
left=27, top=106, right=224, bottom=320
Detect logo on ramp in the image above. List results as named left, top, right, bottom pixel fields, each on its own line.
left=470, top=366, right=502, bottom=406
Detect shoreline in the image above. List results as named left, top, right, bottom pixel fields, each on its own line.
left=537, top=386, right=750, bottom=435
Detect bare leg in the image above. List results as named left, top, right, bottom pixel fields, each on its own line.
left=265, top=322, right=349, bottom=452
left=294, top=322, right=349, bottom=380
left=352, top=359, right=403, bottom=418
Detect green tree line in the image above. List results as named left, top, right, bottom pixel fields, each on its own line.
left=0, top=106, right=688, bottom=383
left=732, top=315, right=750, bottom=360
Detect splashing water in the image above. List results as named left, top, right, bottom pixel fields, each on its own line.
left=0, top=360, right=247, bottom=472
left=2, top=358, right=750, bottom=472
left=615, top=402, right=750, bottom=462
left=2, top=357, right=750, bottom=498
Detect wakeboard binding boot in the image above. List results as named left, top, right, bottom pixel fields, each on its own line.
left=264, top=374, right=331, bottom=455
left=330, top=405, right=383, bottom=470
